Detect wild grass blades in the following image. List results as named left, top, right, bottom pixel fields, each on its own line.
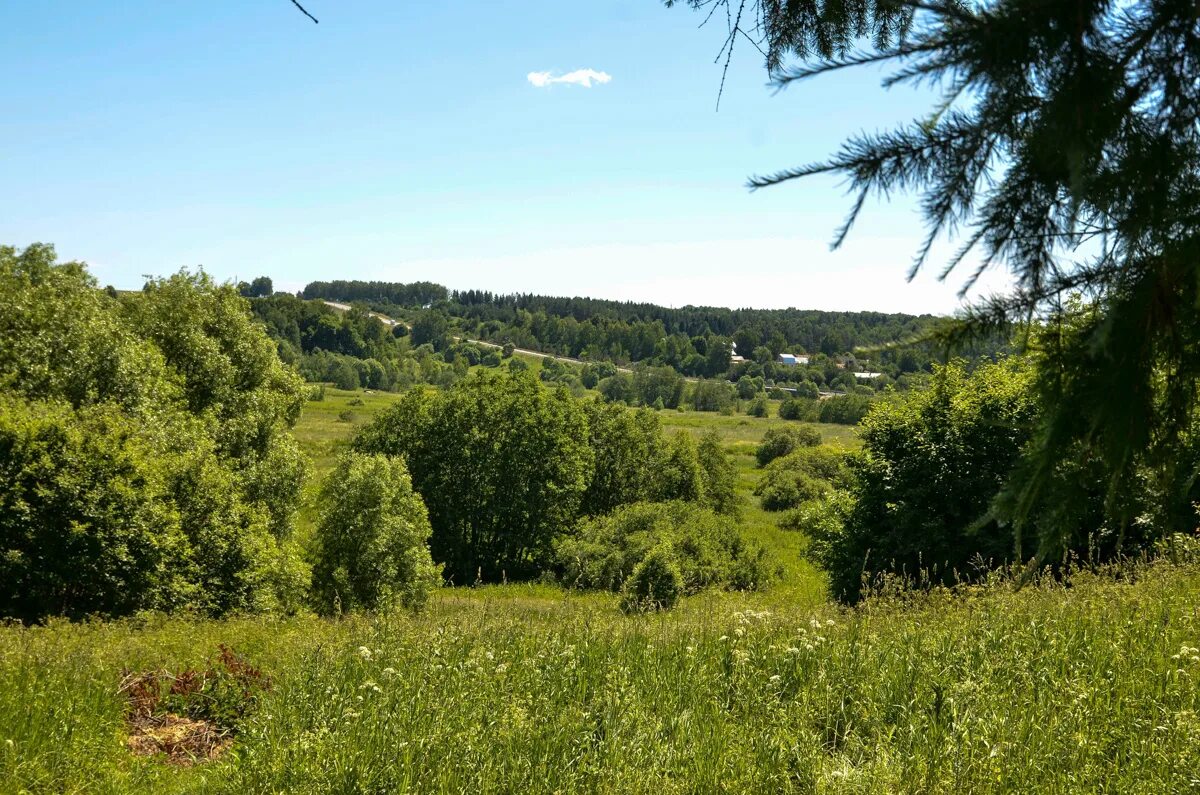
left=2, top=558, right=1199, bottom=793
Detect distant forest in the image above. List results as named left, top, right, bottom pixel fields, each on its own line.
left=299, top=280, right=1001, bottom=382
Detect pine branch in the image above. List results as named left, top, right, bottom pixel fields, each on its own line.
left=290, top=0, right=318, bottom=24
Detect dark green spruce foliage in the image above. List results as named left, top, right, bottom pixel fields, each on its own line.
left=674, top=0, right=1200, bottom=556
left=0, top=244, right=308, bottom=622
left=557, top=501, right=773, bottom=599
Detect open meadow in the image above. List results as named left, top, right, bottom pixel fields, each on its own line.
left=5, top=555, right=1200, bottom=792
left=5, top=379, right=1200, bottom=792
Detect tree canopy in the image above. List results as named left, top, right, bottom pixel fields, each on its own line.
left=672, top=0, right=1200, bottom=556
left=0, top=244, right=308, bottom=621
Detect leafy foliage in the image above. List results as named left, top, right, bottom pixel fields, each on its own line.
left=0, top=244, right=308, bottom=622
left=311, top=452, right=440, bottom=613
left=755, top=425, right=822, bottom=467
left=755, top=447, right=851, bottom=512
left=353, top=372, right=593, bottom=583
left=556, top=501, right=773, bottom=597
left=697, top=430, right=739, bottom=515
left=619, top=546, right=685, bottom=613
left=813, top=360, right=1038, bottom=601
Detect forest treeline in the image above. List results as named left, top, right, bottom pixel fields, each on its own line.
left=300, top=279, right=1008, bottom=383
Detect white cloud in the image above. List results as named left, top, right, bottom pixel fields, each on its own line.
left=527, top=68, right=612, bottom=89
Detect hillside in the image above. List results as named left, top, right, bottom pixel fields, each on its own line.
left=298, top=279, right=1008, bottom=383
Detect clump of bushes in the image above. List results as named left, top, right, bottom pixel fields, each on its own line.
left=754, top=447, right=851, bottom=512
left=556, top=501, right=774, bottom=602
left=778, top=393, right=878, bottom=425
left=0, top=245, right=308, bottom=623
left=809, top=359, right=1040, bottom=602
left=755, top=426, right=822, bottom=467
left=355, top=375, right=741, bottom=585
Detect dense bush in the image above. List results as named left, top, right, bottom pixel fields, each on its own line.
left=690, top=379, right=735, bottom=412
left=597, top=372, right=635, bottom=404
left=354, top=372, right=593, bottom=583
left=754, top=447, right=851, bottom=512
left=697, top=430, right=739, bottom=515
left=811, top=360, right=1039, bottom=602
left=817, top=392, right=876, bottom=425
left=632, top=365, right=685, bottom=409
left=755, top=426, right=822, bottom=467
left=658, top=432, right=705, bottom=503
left=746, top=395, right=769, bottom=417
left=619, top=546, right=684, bottom=613
left=555, top=501, right=773, bottom=597
left=778, top=393, right=877, bottom=425
left=0, top=245, right=308, bottom=621
left=0, top=398, right=173, bottom=621
left=311, top=452, right=440, bottom=613
left=777, top=398, right=813, bottom=420
left=579, top=401, right=670, bottom=516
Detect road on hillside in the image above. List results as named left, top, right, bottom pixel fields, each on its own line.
left=318, top=301, right=856, bottom=396
left=321, top=300, right=636, bottom=374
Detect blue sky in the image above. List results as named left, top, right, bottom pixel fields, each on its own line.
left=0, top=1, right=1009, bottom=313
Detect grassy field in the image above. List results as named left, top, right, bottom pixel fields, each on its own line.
left=6, top=381, right=1199, bottom=791
left=4, top=559, right=1200, bottom=792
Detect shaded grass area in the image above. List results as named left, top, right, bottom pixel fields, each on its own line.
left=4, top=560, right=1199, bottom=792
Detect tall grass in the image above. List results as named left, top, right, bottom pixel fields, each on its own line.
left=3, top=559, right=1199, bottom=793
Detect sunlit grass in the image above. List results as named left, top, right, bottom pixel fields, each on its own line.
left=6, top=381, right=1197, bottom=791
left=4, top=560, right=1199, bottom=792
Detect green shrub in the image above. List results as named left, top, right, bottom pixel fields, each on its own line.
left=306, top=384, right=326, bottom=401
left=0, top=247, right=307, bottom=622
left=755, top=426, right=822, bottom=467
left=556, top=501, right=772, bottom=596
left=698, top=430, right=739, bottom=515
left=817, top=359, right=1040, bottom=602
left=746, top=395, right=769, bottom=417
left=0, top=399, right=172, bottom=622
left=619, top=546, right=684, bottom=613
left=817, top=393, right=876, bottom=424
left=778, top=397, right=816, bottom=421
left=657, top=431, right=705, bottom=503
left=311, top=452, right=440, bottom=613
left=754, top=447, right=852, bottom=512
left=690, top=379, right=735, bottom=412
